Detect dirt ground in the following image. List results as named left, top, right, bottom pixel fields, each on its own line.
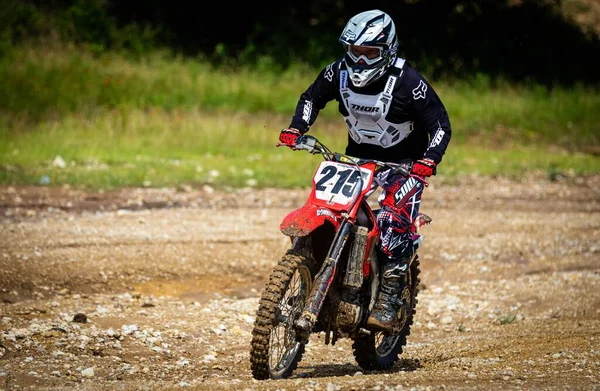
left=1, top=175, right=599, bottom=391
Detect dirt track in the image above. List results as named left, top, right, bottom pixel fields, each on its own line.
left=1, top=175, right=599, bottom=390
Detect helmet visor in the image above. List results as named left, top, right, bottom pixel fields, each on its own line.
left=345, top=45, right=383, bottom=66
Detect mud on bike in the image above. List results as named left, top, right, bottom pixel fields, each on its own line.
left=249, top=135, right=431, bottom=379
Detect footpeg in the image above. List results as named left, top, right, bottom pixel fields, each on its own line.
left=295, top=312, right=316, bottom=331
left=413, top=213, right=432, bottom=232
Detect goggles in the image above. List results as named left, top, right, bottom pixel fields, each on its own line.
left=345, top=45, right=383, bottom=65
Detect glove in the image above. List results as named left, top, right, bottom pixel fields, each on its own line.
left=279, top=128, right=302, bottom=145
left=411, top=158, right=437, bottom=177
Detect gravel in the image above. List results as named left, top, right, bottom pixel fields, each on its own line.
left=1, top=174, right=599, bottom=390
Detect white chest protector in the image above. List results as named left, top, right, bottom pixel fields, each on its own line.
left=340, top=58, right=413, bottom=148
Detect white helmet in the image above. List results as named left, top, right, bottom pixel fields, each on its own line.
left=339, top=10, right=399, bottom=88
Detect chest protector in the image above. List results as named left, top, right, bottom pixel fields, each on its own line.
left=340, top=58, right=413, bottom=148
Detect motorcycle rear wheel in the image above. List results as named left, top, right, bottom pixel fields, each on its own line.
left=352, top=256, right=421, bottom=370
left=250, top=249, right=316, bottom=379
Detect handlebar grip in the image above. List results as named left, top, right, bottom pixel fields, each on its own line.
left=393, top=164, right=412, bottom=177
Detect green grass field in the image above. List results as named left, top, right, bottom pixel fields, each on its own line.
left=1, top=44, right=598, bottom=189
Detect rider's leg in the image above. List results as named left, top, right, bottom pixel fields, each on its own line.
left=367, top=173, right=424, bottom=332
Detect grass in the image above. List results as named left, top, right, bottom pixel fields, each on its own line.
left=0, top=43, right=598, bottom=190
left=0, top=44, right=312, bottom=120
left=497, top=313, right=518, bottom=325
left=1, top=109, right=597, bottom=190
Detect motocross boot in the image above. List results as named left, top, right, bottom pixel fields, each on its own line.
left=366, top=260, right=408, bottom=333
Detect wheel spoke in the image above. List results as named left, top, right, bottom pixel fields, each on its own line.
left=268, top=268, right=308, bottom=373
left=275, top=312, right=289, bottom=323
left=351, top=256, right=421, bottom=372
left=250, top=252, right=314, bottom=380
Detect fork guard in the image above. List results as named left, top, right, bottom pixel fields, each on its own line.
left=280, top=204, right=341, bottom=237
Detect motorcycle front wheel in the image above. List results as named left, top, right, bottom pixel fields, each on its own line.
left=250, top=248, right=317, bottom=380
left=352, top=255, right=421, bottom=370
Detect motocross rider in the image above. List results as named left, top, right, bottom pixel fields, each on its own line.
left=279, top=9, right=452, bottom=332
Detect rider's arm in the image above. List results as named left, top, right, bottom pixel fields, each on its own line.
left=406, top=70, right=452, bottom=165
left=288, top=62, right=340, bottom=133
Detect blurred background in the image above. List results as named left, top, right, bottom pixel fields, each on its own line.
left=1, top=0, right=599, bottom=189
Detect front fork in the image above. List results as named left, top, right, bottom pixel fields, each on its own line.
left=294, top=220, right=353, bottom=333
left=294, top=212, right=432, bottom=335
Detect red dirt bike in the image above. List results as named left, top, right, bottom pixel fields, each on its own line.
left=249, top=135, right=431, bottom=380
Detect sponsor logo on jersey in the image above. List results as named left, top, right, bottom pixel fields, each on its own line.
left=412, top=80, right=428, bottom=100
left=325, top=63, right=335, bottom=82
left=302, top=100, right=313, bottom=123
left=430, top=126, right=445, bottom=148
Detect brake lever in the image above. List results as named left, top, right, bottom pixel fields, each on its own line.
left=392, top=164, right=412, bottom=178
left=410, top=173, right=429, bottom=187
left=390, top=164, right=429, bottom=187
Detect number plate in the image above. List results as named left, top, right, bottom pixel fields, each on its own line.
left=313, top=162, right=373, bottom=206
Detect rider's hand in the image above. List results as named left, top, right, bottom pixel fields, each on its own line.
left=279, top=128, right=302, bottom=145
left=411, top=158, right=437, bottom=177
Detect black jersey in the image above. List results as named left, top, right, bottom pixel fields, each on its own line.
left=289, top=58, right=452, bottom=164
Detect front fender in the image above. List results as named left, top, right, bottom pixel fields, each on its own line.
left=280, top=204, right=340, bottom=237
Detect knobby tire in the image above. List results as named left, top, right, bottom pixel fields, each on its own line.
left=352, top=256, right=421, bottom=370
left=250, top=249, right=316, bottom=380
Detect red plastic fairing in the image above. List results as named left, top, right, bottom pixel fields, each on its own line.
left=280, top=204, right=341, bottom=237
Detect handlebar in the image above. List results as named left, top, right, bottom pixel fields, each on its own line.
left=277, top=134, right=429, bottom=215
left=277, top=134, right=422, bottom=181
